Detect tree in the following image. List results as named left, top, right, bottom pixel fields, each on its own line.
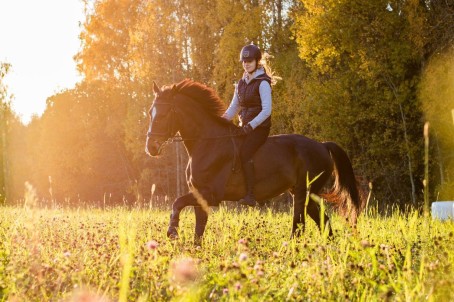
left=213, top=0, right=263, bottom=102
left=424, top=0, right=454, bottom=56
left=0, top=63, right=11, bottom=204
left=292, top=0, right=430, bottom=205
left=185, top=0, right=220, bottom=83
left=76, top=0, right=193, bottom=203
left=0, top=63, right=28, bottom=204
left=76, top=0, right=141, bottom=85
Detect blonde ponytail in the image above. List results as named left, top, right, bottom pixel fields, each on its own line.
left=259, top=53, right=282, bottom=86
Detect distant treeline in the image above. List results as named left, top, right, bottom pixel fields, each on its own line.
left=1, top=0, right=453, bottom=208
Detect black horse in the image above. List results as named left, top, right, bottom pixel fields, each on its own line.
left=146, top=79, right=362, bottom=242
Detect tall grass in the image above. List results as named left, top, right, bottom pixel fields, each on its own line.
left=0, top=201, right=453, bottom=301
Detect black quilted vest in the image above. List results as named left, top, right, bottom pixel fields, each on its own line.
left=237, top=73, right=271, bottom=128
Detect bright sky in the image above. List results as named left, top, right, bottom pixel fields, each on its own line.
left=0, top=0, right=85, bottom=124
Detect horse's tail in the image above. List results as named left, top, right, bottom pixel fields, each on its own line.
left=323, top=142, right=363, bottom=226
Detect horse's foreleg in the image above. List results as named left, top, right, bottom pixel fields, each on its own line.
left=194, top=206, right=208, bottom=246
left=167, top=193, right=197, bottom=239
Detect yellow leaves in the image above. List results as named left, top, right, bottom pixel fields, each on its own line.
left=213, top=0, right=265, bottom=100
left=312, top=46, right=340, bottom=74
left=403, top=0, right=428, bottom=52
left=293, top=0, right=349, bottom=75
left=294, top=0, right=430, bottom=80
left=76, top=0, right=141, bottom=84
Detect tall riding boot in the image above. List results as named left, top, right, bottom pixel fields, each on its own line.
left=239, top=160, right=257, bottom=207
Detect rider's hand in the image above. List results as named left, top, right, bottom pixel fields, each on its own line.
left=242, top=124, right=253, bottom=135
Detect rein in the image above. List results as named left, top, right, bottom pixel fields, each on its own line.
left=147, top=101, right=244, bottom=143
left=169, top=132, right=242, bottom=143
left=166, top=126, right=240, bottom=172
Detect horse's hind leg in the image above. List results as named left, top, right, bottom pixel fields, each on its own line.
left=194, top=206, right=208, bottom=246
left=291, top=186, right=333, bottom=238
left=291, top=188, right=306, bottom=238
left=306, top=198, right=333, bottom=238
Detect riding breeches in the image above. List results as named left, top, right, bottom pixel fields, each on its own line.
left=240, top=126, right=270, bottom=165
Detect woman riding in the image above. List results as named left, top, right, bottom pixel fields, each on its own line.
left=222, top=43, right=279, bottom=207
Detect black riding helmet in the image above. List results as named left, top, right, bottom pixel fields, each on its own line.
left=239, top=44, right=262, bottom=62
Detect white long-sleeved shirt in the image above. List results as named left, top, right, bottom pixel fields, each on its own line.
left=222, top=67, right=272, bottom=129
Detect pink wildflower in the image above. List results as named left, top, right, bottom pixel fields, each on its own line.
left=234, top=282, right=242, bottom=291
left=238, top=238, right=247, bottom=245
left=146, top=240, right=159, bottom=250
left=239, top=252, right=248, bottom=262
left=170, top=257, right=199, bottom=285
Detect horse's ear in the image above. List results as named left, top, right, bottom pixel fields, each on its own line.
left=153, top=81, right=161, bottom=94
left=171, top=84, right=177, bottom=92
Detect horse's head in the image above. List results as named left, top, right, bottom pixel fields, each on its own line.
left=145, top=81, right=179, bottom=156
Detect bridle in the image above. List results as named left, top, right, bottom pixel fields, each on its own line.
left=147, top=102, right=176, bottom=140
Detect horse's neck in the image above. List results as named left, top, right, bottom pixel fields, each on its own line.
left=179, top=116, right=230, bottom=140
left=177, top=107, right=231, bottom=154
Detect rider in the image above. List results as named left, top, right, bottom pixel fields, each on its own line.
left=222, top=43, right=278, bottom=207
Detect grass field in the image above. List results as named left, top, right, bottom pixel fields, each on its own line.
left=0, top=201, right=453, bottom=301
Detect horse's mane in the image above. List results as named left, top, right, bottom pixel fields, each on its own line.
left=162, top=79, right=227, bottom=118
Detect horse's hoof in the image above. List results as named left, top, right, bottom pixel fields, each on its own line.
left=168, top=233, right=178, bottom=240
left=291, top=229, right=303, bottom=239
left=194, top=236, right=203, bottom=247
left=256, top=200, right=267, bottom=207
left=167, top=228, right=179, bottom=240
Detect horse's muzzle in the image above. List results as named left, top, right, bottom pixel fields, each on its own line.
left=145, top=138, right=163, bottom=157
